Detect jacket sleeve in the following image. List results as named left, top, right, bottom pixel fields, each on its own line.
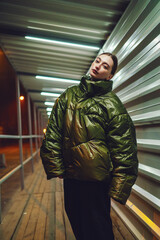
left=107, top=113, right=138, bottom=204
left=40, top=92, right=66, bottom=179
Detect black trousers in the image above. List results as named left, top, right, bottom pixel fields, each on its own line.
left=63, top=179, right=114, bottom=240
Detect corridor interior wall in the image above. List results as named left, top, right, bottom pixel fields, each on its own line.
left=0, top=47, right=18, bottom=140
left=98, top=0, right=160, bottom=239
left=0, top=47, right=37, bottom=141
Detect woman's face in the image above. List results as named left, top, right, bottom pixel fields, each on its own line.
left=89, top=54, right=113, bottom=80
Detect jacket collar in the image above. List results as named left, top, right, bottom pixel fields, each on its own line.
left=79, top=75, right=113, bottom=97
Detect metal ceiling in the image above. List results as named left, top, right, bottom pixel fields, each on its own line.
left=0, top=0, right=131, bottom=118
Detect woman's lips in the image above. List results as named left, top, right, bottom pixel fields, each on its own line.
left=92, top=69, right=98, bottom=74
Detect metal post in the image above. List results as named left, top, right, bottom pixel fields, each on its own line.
left=41, top=113, right=43, bottom=133
left=27, top=94, right=34, bottom=172
left=39, top=112, right=42, bottom=140
left=16, top=77, right=24, bottom=190
left=0, top=184, right=2, bottom=223
left=37, top=110, right=40, bottom=148
left=34, top=104, right=38, bottom=161
left=40, top=112, right=44, bottom=142
left=41, top=113, right=44, bottom=138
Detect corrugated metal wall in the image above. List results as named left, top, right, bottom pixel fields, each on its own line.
left=98, top=0, right=160, bottom=239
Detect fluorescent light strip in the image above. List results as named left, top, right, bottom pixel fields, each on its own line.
left=45, top=102, right=55, bottom=106
left=25, top=36, right=100, bottom=50
left=27, top=26, right=101, bottom=40
left=46, top=108, right=52, bottom=111
left=42, top=87, right=65, bottom=92
left=36, top=75, right=80, bottom=84
left=41, top=92, right=60, bottom=97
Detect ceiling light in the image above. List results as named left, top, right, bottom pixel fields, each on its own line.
left=25, top=36, right=100, bottom=50
left=36, top=75, right=80, bottom=84
left=47, top=113, right=51, bottom=118
left=41, top=92, right=60, bottom=97
left=19, top=96, right=24, bottom=101
left=46, top=108, right=52, bottom=111
left=43, top=128, right=46, bottom=134
left=45, top=102, right=55, bottom=106
left=42, top=88, right=66, bottom=92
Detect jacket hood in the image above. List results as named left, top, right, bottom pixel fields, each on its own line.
left=79, top=75, right=113, bottom=97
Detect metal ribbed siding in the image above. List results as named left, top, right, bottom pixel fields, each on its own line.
left=98, top=0, right=160, bottom=239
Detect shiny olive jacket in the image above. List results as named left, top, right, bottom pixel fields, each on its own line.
left=40, top=75, right=138, bottom=204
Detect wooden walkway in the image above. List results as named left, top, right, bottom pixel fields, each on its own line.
left=0, top=160, right=76, bottom=240
left=0, top=158, right=136, bottom=240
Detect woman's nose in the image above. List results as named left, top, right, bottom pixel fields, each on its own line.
left=95, top=64, right=100, bottom=70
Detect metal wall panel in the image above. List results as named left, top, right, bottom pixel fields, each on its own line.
left=99, top=0, right=160, bottom=239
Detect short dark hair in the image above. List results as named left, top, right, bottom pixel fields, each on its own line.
left=100, top=52, right=118, bottom=76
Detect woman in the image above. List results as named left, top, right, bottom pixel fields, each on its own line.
left=40, top=52, right=138, bottom=240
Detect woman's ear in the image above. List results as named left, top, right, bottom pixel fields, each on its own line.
left=106, top=74, right=113, bottom=80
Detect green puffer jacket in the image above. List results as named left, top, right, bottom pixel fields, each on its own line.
left=40, top=75, right=138, bottom=204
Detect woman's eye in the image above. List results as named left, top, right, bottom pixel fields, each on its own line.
left=95, top=60, right=99, bottom=63
left=103, top=65, right=108, bottom=69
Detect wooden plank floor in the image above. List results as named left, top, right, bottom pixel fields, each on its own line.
left=0, top=160, right=76, bottom=240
